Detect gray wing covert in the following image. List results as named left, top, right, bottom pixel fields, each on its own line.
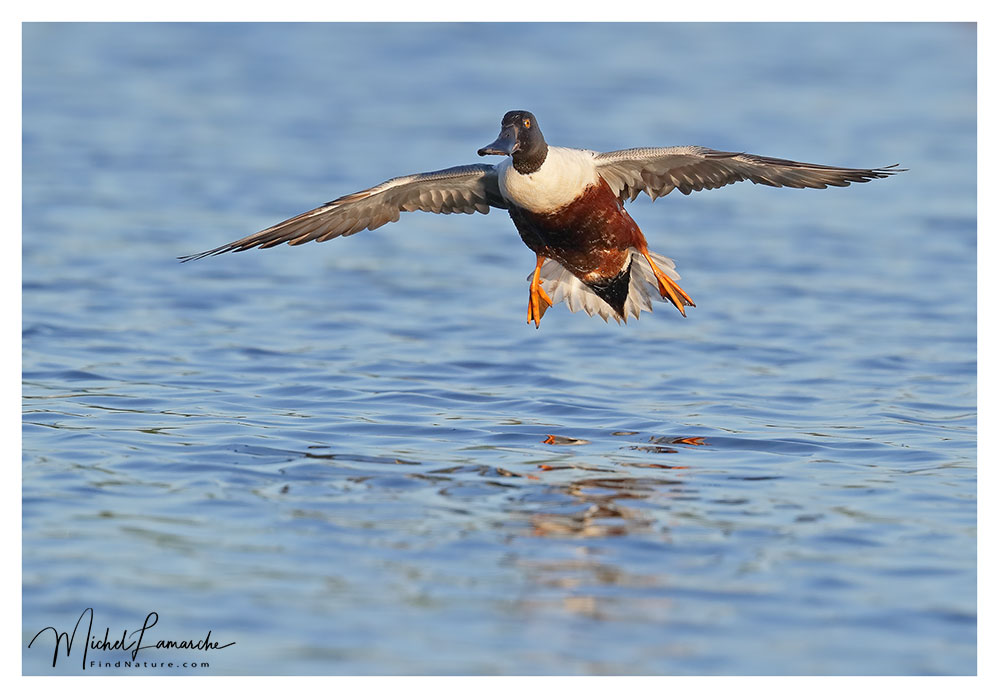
left=595, top=146, right=903, bottom=202
left=181, top=164, right=507, bottom=261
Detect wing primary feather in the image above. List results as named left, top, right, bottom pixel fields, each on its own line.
left=595, top=146, right=903, bottom=203
left=180, top=163, right=504, bottom=262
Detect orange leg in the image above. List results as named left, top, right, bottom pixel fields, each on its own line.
left=636, top=242, right=695, bottom=317
left=527, top=254, right=554, bottom=328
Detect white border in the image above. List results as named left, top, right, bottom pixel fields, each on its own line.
left=10, top=7, right=991, bottom=695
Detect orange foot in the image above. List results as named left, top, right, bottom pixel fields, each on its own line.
left=528, top=254, right=554, bottom=328
left=638, top=246, right=695, bottom=317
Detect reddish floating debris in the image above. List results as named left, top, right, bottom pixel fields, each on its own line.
left=542, top=434, right=591, bottom=445
left=629, top=462, right=691, bottom=470
left=645, top=435, right=707, bottom=447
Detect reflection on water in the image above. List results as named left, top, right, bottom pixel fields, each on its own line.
left=23, top=23, right=975, bottom=675
left=529, top=435, right=703, bottom=538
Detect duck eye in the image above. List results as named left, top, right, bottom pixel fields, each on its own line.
left=523, top=119, right=531, bottom=129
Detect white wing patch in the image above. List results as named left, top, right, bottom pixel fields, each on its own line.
left=530, top=249, right=682, bottom=323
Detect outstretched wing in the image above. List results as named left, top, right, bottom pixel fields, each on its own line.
left=595, top=146, right=903, bottom=202
left=180, top=164, right=507, bottom=261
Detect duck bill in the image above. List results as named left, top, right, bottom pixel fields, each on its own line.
left=477, top=126, right=518, bottom=156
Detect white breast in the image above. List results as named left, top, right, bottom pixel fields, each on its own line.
left=497, top=147, right=599, bottom=214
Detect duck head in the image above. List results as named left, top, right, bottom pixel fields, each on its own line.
left=478, top=110, right=548, bottom=174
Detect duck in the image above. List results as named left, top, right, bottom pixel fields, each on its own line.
left=181, top=110, right=902, bottom=327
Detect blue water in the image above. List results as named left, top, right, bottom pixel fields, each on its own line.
left=22, top=23, right=976, bottom=675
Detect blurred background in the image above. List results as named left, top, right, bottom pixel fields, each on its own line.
left=23, top=23, right=975, bottom=674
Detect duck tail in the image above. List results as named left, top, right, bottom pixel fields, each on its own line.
left=530, top=249, right=685, bottom=323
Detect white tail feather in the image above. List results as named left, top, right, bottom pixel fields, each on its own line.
left=528, top=249, right=682, bottom=323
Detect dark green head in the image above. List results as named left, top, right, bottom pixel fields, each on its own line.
left=478, top=110, right=548, bottom=174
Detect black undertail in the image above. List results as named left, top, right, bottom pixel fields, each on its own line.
left=586, top=259, right=633, bottom=318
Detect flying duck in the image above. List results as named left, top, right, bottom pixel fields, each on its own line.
left=182, top=110, right=902, bottom=327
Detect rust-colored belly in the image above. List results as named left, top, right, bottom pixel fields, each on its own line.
left=507, top=177, right=643, bottom=283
